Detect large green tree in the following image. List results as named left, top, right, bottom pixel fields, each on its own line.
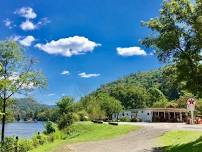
left=142, top=0, right=202, bottom=97
left=56, top=96, right=74, bottom=129
left=0, top=41, right=47, bottom=142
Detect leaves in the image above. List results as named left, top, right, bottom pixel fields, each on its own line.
left=142, top=0, right=202, bottom=97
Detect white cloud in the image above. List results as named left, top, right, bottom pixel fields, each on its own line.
left=15, top=7, right=37, bottom=19
left=36, top=17, right=50, bottom=27
left=3, top=18, right=13, bottom=29
left=48, top=93, right=55, bottom=96
left=61, top=70, right=70, bottom=75
left=78, top=72, right=100, bottom=78
left=20, top=20, right=35, bottom=30
left=35, top=36, right=101, bottom=57
left=10, top=35, right=35, bottom=47
left=19, top=36, right=35, bottom=46
left=117, top=46, right=147, bottom=56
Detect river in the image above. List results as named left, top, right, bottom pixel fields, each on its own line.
left=0, top=122, right=45, bottom=139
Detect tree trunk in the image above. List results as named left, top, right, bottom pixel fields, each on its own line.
left=1, top=97, right=6, bottom=142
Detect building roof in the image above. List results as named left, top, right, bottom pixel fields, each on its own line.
left=130, top=108, right=188, bottom=113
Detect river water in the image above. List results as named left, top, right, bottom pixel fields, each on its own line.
left=0, top=122, right=45, bottom=139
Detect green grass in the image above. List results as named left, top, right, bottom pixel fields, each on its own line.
left=30, top=122, right=140, bottom=152
left=157, top=130, right=202, bottom=152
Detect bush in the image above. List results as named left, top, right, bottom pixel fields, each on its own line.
left=0, top=137, right=16, bottom=152
left=44, top=121, right=56, bottom=134
left=119, top=117, right=131, bottom=122
left=18, top=139, right=34, bottom=152
left=72, top=113, right=80, bottom=122
left=131, top=117, right=141, bottom=122
left=58, top=113, right=73, bottom=130
left=77, top=111, right=89, bottom=121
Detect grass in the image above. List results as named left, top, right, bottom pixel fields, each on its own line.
left=30, top=122, right=140, bottom=152
left=157, top=130, right=202, bottom=152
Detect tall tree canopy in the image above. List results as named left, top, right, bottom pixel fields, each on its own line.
left=142, top=0, right=202, bottom=97
left=0, top=41, right=47, bottom=142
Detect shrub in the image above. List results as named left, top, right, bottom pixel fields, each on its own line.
left=44, top=121, right=56, bottom=134
left=77, top=111, right=89, bottom=121
left=131, top=117, right=141, bottom=122
left=58, top=113, right=73, bottom=130
left=0, top=137, right=16, bottom=152
left=119, top=117, right=131, bottom=122
left=72, top=113, right=80, bottom=122
left=18, top=139, right=34, bottom=152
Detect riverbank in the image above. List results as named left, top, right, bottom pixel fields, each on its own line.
left=30, top=122, right=140, bottom=152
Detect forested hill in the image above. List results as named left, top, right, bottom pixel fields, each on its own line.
left=14, top=98, right=50, bottom=113
left=13, top=98, right=53, bottom=121
left=90, top=67, right=181, bottom=109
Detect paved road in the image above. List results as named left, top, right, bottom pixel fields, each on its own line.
left=55, top=123, right=202, bottom=152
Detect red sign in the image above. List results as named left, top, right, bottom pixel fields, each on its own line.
left=187, top=98, right=196, bottom=111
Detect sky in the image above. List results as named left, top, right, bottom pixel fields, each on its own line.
left=0, top=0, right=163, bottom=105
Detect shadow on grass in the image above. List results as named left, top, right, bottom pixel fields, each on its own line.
left=158, top=136, right=202, bottom=152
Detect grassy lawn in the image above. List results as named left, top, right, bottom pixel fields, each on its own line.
left=30, top=122, right=140, bottom=152
left=157, top=130, right=202, bottom=152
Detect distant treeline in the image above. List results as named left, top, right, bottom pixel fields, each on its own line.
left=5, top=66, right=202, bottom=123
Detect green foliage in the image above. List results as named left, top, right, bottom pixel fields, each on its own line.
left=152, top=100, right=169, bottom=108
left=44, top=121, right=56, bottom=134
left=72, top=113, right=80, bottom=122
left=102, top=85, right=149, bottom=109
left=77, top=110, right=89, bottom=121
left=142, top=0, right=202, bottom=97
left=56, top=96, right=74, bottom=129
left=18, top=139, right=34, bottom=152
left=119, top=117, right=131, bottom=122
left=0, top=41, right=47, bottom=141
left=0, top=137, right=16, bottom=152
left=148, top=87, right=168, bottom=106
left=81, top=92, right=123, bottom=120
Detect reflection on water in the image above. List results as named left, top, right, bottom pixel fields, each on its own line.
left=0, top=122, right=45, bottom=138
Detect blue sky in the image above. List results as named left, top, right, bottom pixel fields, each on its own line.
left=0, top=0, right=162, bottom=105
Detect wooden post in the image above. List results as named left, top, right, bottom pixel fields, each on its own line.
left=168, top=112, right=170, bottom=120
left=15, top=136, right=18, bottom=152
left=180, top=112, right=182, bottom=122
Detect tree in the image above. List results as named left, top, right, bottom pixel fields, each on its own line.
left=80, top=96, right=105, bottom=120
left=142, top=0, right=202, bottom=97
left=0, top=41, right=47, bottom=142
left=148, top=87, right=168, bottom=107
left=108, top=85, right=150, bottom=109
left=94, top=93, right=123, bottom=119
left=56, top=96, right=74, bottom=129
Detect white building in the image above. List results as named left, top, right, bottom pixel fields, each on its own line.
left=112, top=108, right=188, bottom=122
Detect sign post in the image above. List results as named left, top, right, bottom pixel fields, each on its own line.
left=187, top=98, right=196, bottom=125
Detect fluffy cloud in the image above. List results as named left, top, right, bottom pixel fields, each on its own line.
left=15, top=7, right=50, bottom=31
left=117, top=46, right=147, bottom=56
left=35, top=36, right=101, bottom=57
left=61, top=70, right=70, bottom=75
left=15, top=7, right=37, bottom=19
left=20, top=20, right=35, bottom=30
left=19, top=36, right=35, bottom=46
left=3, top=18, right=13, bottom=29
left=78, top=72, right=100, bottom=78
left=11, top=35, right=35, bottom=47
